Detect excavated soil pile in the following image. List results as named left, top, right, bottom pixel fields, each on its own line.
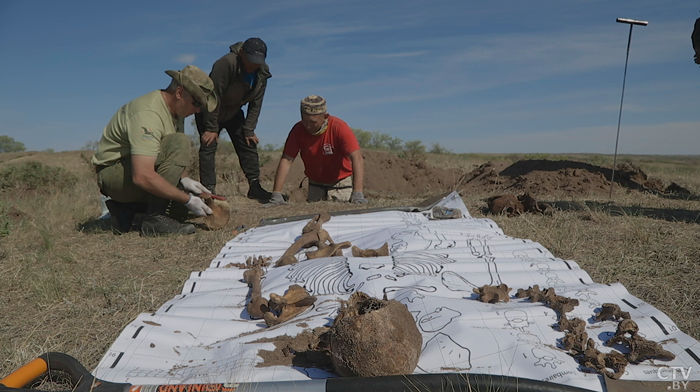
left=329, top=292, right=422, bottom=377
left=259, top=150, right=463, bottom=202
left=459, top=159, right=684, bottom=197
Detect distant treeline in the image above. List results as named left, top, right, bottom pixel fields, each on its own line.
left=258, top=128, right=452, bottom=156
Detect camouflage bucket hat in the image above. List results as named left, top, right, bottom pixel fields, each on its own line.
left=165, top=65, right=218, bottom=112
left=300, top=95, right=327, bottom=115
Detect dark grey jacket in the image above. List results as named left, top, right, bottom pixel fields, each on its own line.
left=693, top=17, right=700, bottom=50
left=203, top=42, right=272, bottom=137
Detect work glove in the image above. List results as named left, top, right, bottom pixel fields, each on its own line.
left=262, top=191, right=289, bottom=208
left=185, top=194, right=212, bottom=217
left=350, top=191, right=368, bottom=204
left=180, top=177, right=209, bottom=195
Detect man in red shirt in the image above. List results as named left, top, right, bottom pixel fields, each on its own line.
left=266, top=95, right=367, bottom=206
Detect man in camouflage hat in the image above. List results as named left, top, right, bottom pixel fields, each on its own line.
left=92, top=65, right=217, bottom=236
left=195, top=38, right=273, bottom=201
left=265, top=95, right=368, bottom=206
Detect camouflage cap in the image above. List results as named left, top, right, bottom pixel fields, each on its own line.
left=165, top=65, right=218, bottom=112
left=300, top=95, right=327, bottom=115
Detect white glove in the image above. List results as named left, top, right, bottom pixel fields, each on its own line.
left=350, top=191, right=368, bottom=204
left=185, top=194, right=212, bottom=217
left=262, top=191, right=288, bottom=208
left=180, top=177, right=209, bottom=195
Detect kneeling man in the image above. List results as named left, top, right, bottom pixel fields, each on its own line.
left=267, top=95, right=367, bottom=206
left=92, top=65, right=217, bottom=235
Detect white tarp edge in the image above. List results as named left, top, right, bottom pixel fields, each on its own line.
left=94, top=192, right=700, bottom=391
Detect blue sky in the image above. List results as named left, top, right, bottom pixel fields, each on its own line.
left=1, top=0, right=698, bottom=154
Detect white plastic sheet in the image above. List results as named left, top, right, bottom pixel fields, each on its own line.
left=94, top=192, right=700, bottom=391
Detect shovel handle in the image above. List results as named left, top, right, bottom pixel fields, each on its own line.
left=0, top=358, right=47, bottom=388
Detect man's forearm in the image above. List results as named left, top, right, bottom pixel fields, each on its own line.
left=272, top=157, right=293, bottom=192
left=134, top=172, right=190, bottom=204
left=350, top=153, right=364, bottom=192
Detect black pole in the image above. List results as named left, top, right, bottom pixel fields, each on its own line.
left=610, top=23, right=634, bottom=198
left=610, top=18, right=648, bottom=199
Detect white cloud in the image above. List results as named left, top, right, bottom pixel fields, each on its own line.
left=176, top=54, right=196, bottom=64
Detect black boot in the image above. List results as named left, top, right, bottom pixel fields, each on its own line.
left=105, top=200, right=146, bottom=234
left=141, top=195, right=196, bottom=237
left=247, top=179, right=271, bottom=202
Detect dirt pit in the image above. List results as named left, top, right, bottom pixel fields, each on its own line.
left=260, top=151, right=689, bottom=202
left=260, top=150, right=463, bottom=202
left=459, top=159, right=687, bottom=197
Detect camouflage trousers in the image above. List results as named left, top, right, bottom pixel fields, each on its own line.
left=307, top=176, right=353, bottom=202
left=96, top=133, right=190, bottom=203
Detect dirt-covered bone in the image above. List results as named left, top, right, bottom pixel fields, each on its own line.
left=516, top=285, right=549, bottom=302
left=264, top=284, right=317, bottom=326
left=329, top=292, right=422, bottom=377
left=473, top=284, right=512, bottom=303
left=558, top=315, right=586, bottom=335
left=518, top=193, right=541, bottom=213
left=307, top=241, right=352, bottom=259
left=548, top=295, right=579, bottom=316
left=595, top=303, right=630, bottom=322
left=243, top=266, right=268, bottom=319
left=201, top=196, right=231, bottom=230
left=225, top=255, right=271, bottom=269
left=351, top=243, right=389, bottom=257
left=605, top=319, right=675, bottom=364
left=302, top=212, right=331, bottom=233
left=275, top=213, right=340, bottom=266
left=487, top=195, right=524, bottom=216
left=516, top=286, right=579, bottom=316
left=517, top=193, right=555, bottom=215
left=580, top=338, right=629, bottom=380
left=562, top=331, right=588, bottom=352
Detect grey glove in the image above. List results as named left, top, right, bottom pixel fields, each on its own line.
left=262, top=191, right=288, bottom=208
left=185, top=194, right=212, bottom=217
left=350, top=191, right=368, bottom=204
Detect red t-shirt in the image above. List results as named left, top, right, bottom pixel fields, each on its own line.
left=282, top=115, right=360, bottom=184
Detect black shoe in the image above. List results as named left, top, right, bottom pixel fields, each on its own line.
left=140, top=215, right=196, bottom=237
left=106, top=200, right=140, bottom=234
left=247, top=180, right=272, bottom=202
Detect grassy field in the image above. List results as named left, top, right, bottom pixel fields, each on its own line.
left=1, top=149, right=700, bottom=381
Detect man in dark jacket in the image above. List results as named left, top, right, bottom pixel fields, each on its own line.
left=195, top=38, right=272, bottom=201
left=693, top=13, right=700, bottom=64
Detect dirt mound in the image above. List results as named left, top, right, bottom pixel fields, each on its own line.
left=260, top=150, right=463, bottom=202
left=460, top=159, right=675, bottom=197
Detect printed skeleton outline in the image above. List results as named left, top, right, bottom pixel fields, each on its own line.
left=390, top=227, right=456, bottom=253
left=392, top=252, right=455, bottom=278
left=285, top=257, right=354, bottom=295
left=440, top=257, right=503, bottom=291
left=467, top=239, right=492, bottom=257
left=419, top=332, right=472, bottom=372
left=531, top=347, right=565, bottom=369
left=419, top=307, right=462, bottom=332
left=504, top=309, right=534, bottom=332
